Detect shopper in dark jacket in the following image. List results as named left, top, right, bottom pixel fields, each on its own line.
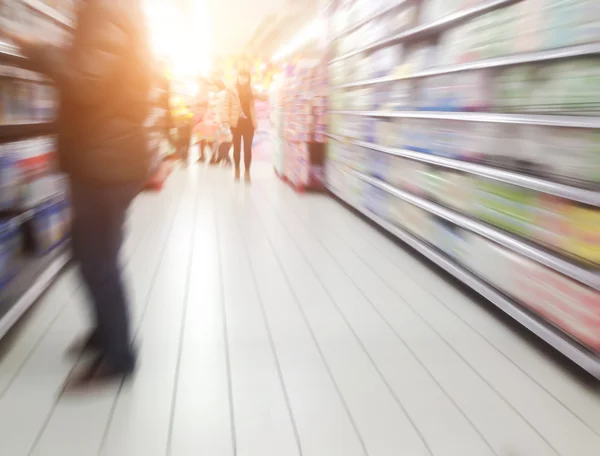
left=7, top=0, right=152, bottom=388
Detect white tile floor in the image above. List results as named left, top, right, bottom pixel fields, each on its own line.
left=1, top=162, right=600, bottom=456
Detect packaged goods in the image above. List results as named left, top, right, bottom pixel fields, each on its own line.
left=0, top=218, right=22, bottom=290
left=0, top=143, right=22, bottom=210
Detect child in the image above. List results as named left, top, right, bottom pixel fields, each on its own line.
left=194, top=81, right=219, bottom=161
left=211, top=80, right=240, bottom=166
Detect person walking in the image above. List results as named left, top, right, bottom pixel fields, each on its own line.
left=6, top=0, right=152, bottom=388
left=211, top=80, right=240, bottom=166
left=231, top=70, right=267, bottom=182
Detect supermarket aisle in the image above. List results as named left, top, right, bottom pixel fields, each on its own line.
left=1, top=163, right=600, bottom=456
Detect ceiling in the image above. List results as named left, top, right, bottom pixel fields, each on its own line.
left=177, top=0, right=321, bottom=60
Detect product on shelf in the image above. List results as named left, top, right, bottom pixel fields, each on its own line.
left=0, top=218, right=22, bottom=290
left=326, top=0, right=600, bottom=373
left=0, top=0, right=73, bottom=328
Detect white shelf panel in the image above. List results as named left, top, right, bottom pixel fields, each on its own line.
left=332, top=43, right=600, bottom=89
left=330, top=110, right=600, bottom=129
left=327, top=176, right=600, bottom=379
left=327, top=134, right=600, bottom=206
left=328, top=0, right=410, bottom=43
left=336, top=165, right=600, bottom=290
left=330, top=0, right=520, bottom=63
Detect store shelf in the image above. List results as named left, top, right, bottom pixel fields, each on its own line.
left=0, top=42, right=28, bottom=66
left=330, top=110, right=600, bottom=129
left=340, top=165, right=600, bottom=290
left=0, top=122, right=55, bottom=140
left=330, top=0, right=520, bottom=63
left=0, top=245, right=69, bottom=340
left=22, top=0, right=74, bottom=28
left=333, top=42, right=600, bottom=89
left=327, top=178, right=600, bottom=379
left=329, top=0, right=409, bottom=43
left=327, top=134, right=600, bottom=206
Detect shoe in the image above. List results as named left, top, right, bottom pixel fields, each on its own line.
left=244, top=172, right=252, bottom=184
left=66, top=332, right=103, bottom=358
left=234, top=169, right=240, bottom=181
left=62, top=355, right=134, bottom=393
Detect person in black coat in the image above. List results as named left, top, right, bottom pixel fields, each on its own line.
left=6, top=0, right=152, bottom=388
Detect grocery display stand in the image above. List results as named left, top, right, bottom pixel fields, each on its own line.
left=326, top=0, right=600, bottom=377
left=0, top=1, right=74, bottom=339
left=275, top=61, right=328, bottom=191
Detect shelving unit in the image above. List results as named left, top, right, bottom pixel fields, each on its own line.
left=326, top=0, right=600, bottom=377
left=0, top=1, right=74, bottom=340
left=327, top=133, right=600, bottom=205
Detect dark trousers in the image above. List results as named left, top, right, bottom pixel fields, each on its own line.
left=178, top=124, right=193, bottom=161
left=70, top=177, right=142, bottom=372
left=232, top=118, right=254, bottom=171
left=199, top=140, right=213, bottom=160
left=212, top=142, right=231, bottom=164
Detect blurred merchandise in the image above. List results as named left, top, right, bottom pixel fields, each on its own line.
left=326, top=0, right=600, bottom=376
left=0, top=0, right=73, bottom=337
left=275, top=60, right=328, bottom=191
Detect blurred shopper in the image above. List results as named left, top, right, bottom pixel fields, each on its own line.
left=195, top=81, right=220, bottom=163
left=232, top=70, right=267, bottom=182
left=211, top=80, right=240, bottom=166
left=6, top=0, right=152, bottom=388
left=176, top=110, right=194, bottom=167
left=194, top=77, right=211, bottom=162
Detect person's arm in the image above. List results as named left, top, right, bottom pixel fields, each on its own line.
left=19, top=2, right=129, bottom=106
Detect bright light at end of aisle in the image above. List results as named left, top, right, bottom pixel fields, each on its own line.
left=272, top=18, right=323, bottom=62
left=144, top=0, right=211, bottom=77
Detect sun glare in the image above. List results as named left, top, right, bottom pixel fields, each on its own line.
left=144, top=0, right=211, bottom=78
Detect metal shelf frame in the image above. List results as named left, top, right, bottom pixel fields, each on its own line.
left=327, top=177, right=600, bottom=379
left=330, top=0, right=521, bottom=63
left=327, top=134, right=600, bottom=206
left=0, top=248, right=70, bottom=340
left=332, top=43, right=600, bottom=89
left=328, top=0, right=410, bottom=43
left=339, top=165, right=600, bottom=290
left=0, top=121, right=55, bottom=140
left=329, top=110, right=600, bottom=129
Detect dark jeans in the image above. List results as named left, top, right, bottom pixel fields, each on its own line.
left=233, top=118, right=254, bottom=171
left=178, top=124, right=193, bottom=161
left=70, top=177, right=142, bottom=372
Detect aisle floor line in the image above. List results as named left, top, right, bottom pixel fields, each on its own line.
left=319, top=210, right=600, bottom=450
left=248, top=183, right=432, bottom=455
left=2, top=164, right=600, bottom=456
left=231, top=178, right=369, bottom=456
left=214, top=171, right=301, bottom=456
left=228, top=180, right=304, bottom=455
left=252, top=182, right=499, bottom=455
left=167, top=174, right=234, bottom=456
left=98, top=171, right=197, bottom=456
left=254, top=180, right=563, bottom=455
left=294, top=186, right=600, bottom=436
left=268, top=183, right=600, bottom=454
left=265, top=182, right=600, bottom=454
left=0, top=173, right=173, bottom=396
